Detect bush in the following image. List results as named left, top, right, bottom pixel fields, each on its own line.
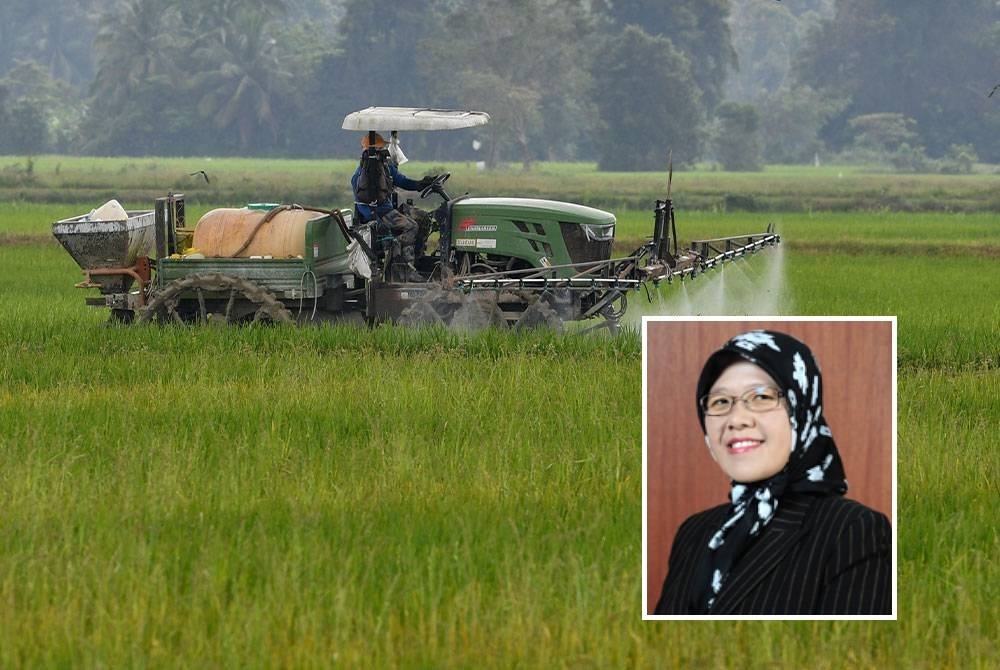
left=0, top=98, right=49, bottom=154
left=712, top=102, right=762, bottom=171
left=840, top=113, right=932, bottom=172
left=888, top=143, right=931, bottom=172
left=848, top=113, right=922, bottom=151
left=938, top=144, right=978, bottom=174
left=593, top=26, right=704, bottom=171
left=757, top=86, right=849, bottom=164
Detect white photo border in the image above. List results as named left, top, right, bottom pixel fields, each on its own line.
left=641, top=315, right=898, bottom=621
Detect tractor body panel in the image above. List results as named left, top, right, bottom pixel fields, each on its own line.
left=450, top=198, right=615, bottom=276
left=304, top=212, right=353, bottom=271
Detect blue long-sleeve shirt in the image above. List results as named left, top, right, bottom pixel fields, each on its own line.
left=351, top=163, right=422, bottom=222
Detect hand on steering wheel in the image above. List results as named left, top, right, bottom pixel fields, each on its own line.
left=420, top=172, right=451, bottom=199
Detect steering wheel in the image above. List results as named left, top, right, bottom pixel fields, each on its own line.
left=420, top=172, right=451, bottom=199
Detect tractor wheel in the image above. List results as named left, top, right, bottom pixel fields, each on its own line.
left=448, top=296, right=506, bottom=331
left=396, top=288, right=506, bottom=331
left=514, top=299, right=564, bottom=332
left=138, top=273, right=293, bottom=325
left=397, top=300, right=445, bottom=327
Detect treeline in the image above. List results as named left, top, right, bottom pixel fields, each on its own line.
left=1, top=0, right=999, bottom=169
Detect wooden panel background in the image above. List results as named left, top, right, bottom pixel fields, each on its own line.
left=644, top=319, right=894, bottom=614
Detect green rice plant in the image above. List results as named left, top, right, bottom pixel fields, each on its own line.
left=614, top=210, right=1000, bottom=252
left=4, top=155, right=1000, bottom=212
left=786, top=252, right=999, bottom=370
left=0, top=284, right=642, bottom=666
left=0, top=317, right=995, bottom=666
left=0, top=195, right=997, bottom=666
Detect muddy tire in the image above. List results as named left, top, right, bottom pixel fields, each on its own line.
left=138, top=273, right=293, bottom=325
left=448, top=296, right=506, bottom=331
left=398, top=301, right=445, bottom=327
left=395, top=287, right=511, bottom=332
left=514, top=299, right=563, bottom=332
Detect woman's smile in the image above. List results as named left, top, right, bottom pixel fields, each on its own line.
left=727, top=437, right=764, bottom=454
left=705, top=362, right=793, bottom=482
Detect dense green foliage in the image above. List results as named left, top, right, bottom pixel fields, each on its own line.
left=712, top=102, right=762, bottom=171
left=2, top=0, right=999, bottom=166
left=306, top=0, right=439, bottom=158
left=593, top=26, right=703, bottom=170
left=756, top=85, right=848, bottom=164
left=427, top=0, right=596, bottom=170
left=795, top=0, right=1000, bottom=159
left=730, top=0, right=1000, bottom=165
left=604, top=0, right=736, bottom=113
left=727, top=0, right=836, bottom=100
left=5, top=155, right=1000, bottom=216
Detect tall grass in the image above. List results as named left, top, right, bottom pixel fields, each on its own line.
left=0, top=195, right=997, bottom=665
left=1, top=248, right=641, bottom=666
left=1, top=201, right=221, bottom=239
left=614, top=209, right=1000, bottom=250
left=3, top=155, right=1000, bottom=211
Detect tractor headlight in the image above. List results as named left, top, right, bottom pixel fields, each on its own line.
left=582, top=223, right=614, bottom=242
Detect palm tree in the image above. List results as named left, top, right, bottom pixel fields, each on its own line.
left=30, top=0, right=94, bottom=88
left=189, top=7, right=293, bottom=151
left=90, top=0, right=184, bottom=106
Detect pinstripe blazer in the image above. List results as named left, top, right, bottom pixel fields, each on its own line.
left=654, top=493, right=891, bottom=615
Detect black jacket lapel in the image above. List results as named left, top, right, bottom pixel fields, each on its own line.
left=709, top=495, right=815, bottom=613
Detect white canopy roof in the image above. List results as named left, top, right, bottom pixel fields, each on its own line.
left=341, top=107, right=491, bottom=132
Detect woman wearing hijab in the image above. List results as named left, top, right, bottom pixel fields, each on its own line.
left=654, top=330, right=891, bottom=615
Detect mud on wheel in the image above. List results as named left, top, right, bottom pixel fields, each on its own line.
left=138, top=273, right=294, bottom=325
left=398, top=287, right=564, bottom=332
left=397, top=288, right=505, bottom=331
left=512, top=298, right=564, bottom=332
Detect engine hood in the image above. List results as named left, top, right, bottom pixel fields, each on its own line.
left=453, top=198, right=615, bottom=225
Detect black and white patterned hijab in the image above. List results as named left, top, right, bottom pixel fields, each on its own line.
left=692, top=330, right=848, bottom=613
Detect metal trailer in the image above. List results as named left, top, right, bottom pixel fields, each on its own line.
left=54, top=197, right=363, bottom=325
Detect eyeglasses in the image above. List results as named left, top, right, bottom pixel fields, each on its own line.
left=699, top=386, right=786, bottom=416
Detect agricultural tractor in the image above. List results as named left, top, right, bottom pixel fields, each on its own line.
left=53, top=107, right=780, bottom=332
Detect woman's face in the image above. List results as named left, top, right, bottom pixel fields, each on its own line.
left=704, top=361, right=793, bottom=483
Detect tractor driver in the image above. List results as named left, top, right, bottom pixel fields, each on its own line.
left=352, top=132, right=436, bottom=281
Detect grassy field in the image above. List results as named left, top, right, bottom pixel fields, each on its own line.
left=0, top=161, right=998, bottom=667
left=3, top=154, right=1000, bottom=212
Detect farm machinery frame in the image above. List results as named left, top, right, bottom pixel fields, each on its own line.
left=53, top=107, right=780, bottom=332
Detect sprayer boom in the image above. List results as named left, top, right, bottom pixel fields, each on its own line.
left=664, top=224, right=780, bottom=281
